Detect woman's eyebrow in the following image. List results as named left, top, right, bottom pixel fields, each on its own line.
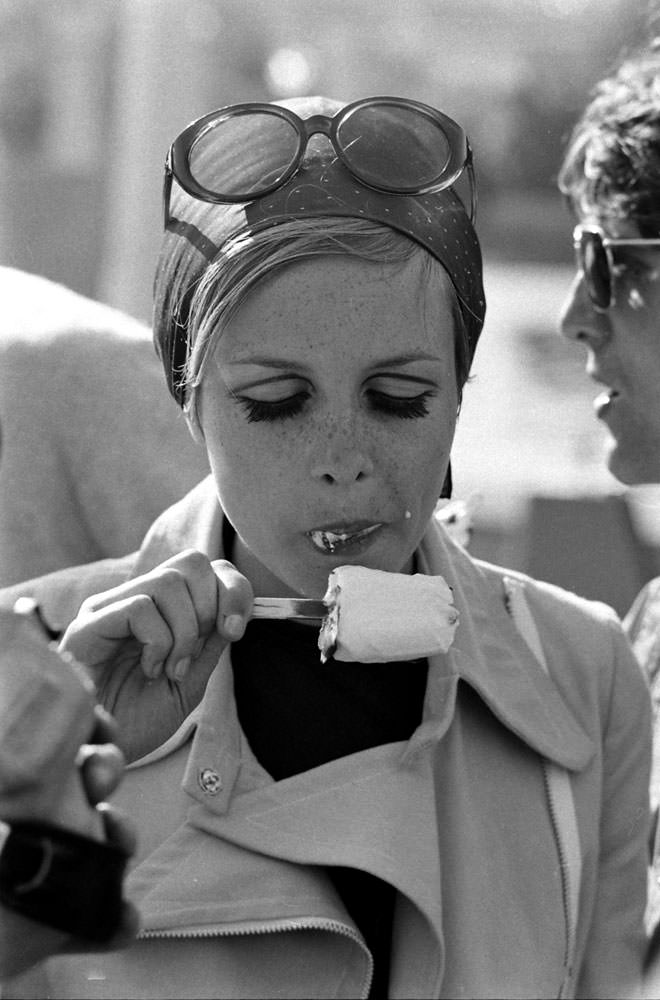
left=225, top=357, right=309, bottom=372
left=226, top=351, right=442, bottom=369
left=370, top=352, right=443, bottom=367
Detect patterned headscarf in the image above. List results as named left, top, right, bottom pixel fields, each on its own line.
left=153, top=95, right=486, bottom=405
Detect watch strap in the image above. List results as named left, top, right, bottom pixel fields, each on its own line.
left=0, top=819, right=128, bottom=942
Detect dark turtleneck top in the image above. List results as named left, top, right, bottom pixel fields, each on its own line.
left=225, top=519, right=429, bottom=996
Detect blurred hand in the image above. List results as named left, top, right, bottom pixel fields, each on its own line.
left=63, top=707, right=140, bottom=954
left=59, top=549, right=254, bottom=761
left=0, top=607, right=139, bottom=976
left=75, top=706, right=139, bottom=948
left=1, top=605, right=101, bottom=836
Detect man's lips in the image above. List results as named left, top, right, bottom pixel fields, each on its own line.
left=307, top=522, right=384, bottom=554
left=594, top=388, right=620, bottom=417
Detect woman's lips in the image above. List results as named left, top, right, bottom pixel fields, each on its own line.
left=307, top=522, right=384, bottom=554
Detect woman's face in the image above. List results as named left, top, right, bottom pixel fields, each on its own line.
left=197, top=253, right=459, bottom=598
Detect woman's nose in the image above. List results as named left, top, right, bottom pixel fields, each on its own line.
left=559, top=271, right=610, bottom=348
left=309, top=418, right=375, bottom=486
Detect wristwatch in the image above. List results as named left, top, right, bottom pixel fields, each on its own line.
left=0, top=819, right=128, bottom=942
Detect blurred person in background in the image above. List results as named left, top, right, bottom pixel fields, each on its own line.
left=1, top=94, right=651, bottom=998
left=0, top=602, right=137, bottom=980
left=0, top=267, right=209, bottom=587
left=557, top=38, right=660, bottom=977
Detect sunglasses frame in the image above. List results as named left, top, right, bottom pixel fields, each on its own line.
left=164, top=96, right=475, bottom=227
left=574, top=223, right=660, bottom=311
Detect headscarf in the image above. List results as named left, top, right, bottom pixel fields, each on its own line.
left=153, top=95, right=486, bottom=405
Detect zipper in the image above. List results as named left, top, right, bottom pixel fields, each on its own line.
left=542, top=761, right=574, bottom=999
left=138, top=914, right=374, bottom=999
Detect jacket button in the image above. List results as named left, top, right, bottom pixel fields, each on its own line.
left=198, top=767, right=222, bottom=794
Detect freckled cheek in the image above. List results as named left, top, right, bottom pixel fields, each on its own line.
left=400, top=406, right=456, bottom=491
left=204, top=416, right=309, bottom=506
left=404, top=431, right=452, bottom=495
left=365, top=412, right=454, bottom=503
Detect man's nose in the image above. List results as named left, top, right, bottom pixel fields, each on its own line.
left=559, top=271, right=609, bottom=348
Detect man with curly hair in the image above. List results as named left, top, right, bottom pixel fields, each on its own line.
left=558, top=40, right=660, bottom=969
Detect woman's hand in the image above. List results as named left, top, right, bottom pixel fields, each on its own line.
left=58, top=550, right=253, bottom=762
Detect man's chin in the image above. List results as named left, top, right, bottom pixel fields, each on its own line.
left=606, top=441, right=660, bottom=487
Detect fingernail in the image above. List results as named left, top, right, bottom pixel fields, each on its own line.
left=224, top=615, right=245, bottom=641
left=174, top=656, right=191, bottom=682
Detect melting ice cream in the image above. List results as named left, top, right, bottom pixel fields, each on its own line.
left=317, top=564, right=459, bottom=663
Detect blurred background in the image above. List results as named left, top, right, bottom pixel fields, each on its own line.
left=1, top=0, right=659, bottom=613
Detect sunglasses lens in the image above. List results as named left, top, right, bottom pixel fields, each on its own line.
left=188, top=112, right=300, bottom=199
left=580, top=230, right=611, bottom=309
left=336, top=103, right=452, bottom=192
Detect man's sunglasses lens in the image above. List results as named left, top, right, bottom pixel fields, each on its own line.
left=189, top=113, right=301, bottom=198
left=580, top=230, right=611, bottom=309
left=336, top=104, right=452, bottom=191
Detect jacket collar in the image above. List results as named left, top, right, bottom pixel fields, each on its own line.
left=132, top=476, right=223, bottom=576
left=414, top=526, right=593, bottom=771
left=132, top=476, right=593, bottom=779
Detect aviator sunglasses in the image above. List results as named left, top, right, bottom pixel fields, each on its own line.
left=574, top=223, right=660, bottom=311
left=163, top=96, right=476, bottom=225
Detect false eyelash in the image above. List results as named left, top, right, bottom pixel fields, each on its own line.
left=367, top=390, right=434, bottom=419
left=236, top=389, right=434, bottom=424
left=237, top=392, right=310, bottom=423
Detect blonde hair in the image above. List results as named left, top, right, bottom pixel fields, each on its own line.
left=179, top=217, right=470, bottom=429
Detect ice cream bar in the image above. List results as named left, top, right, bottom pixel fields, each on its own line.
left=317, top=565, right=459, bottom=663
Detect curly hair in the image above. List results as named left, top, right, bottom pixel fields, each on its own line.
left=558, top=44, right=660, bottom=236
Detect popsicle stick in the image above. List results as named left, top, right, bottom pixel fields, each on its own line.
left=251, top=597, right=326, bottom=621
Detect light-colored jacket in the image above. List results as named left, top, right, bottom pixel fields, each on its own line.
left=4, top=478, right=651, bottom=999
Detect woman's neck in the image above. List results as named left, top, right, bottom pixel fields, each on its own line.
left=222, top=517, right=304, bottom=597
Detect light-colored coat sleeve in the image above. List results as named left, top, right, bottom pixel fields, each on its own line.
left=0, top=556, right=137, bottom=632
left=0, top=267, right=209, bottom=587
left=576, top=615, right=651, bottom=999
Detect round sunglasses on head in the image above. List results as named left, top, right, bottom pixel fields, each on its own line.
left=574, top=223, right=660, bottom=311
left=163, top=96, right=476, bottom=226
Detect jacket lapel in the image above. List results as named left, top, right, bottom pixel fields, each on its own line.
left=132, top=475, right=222, bottom=575
left=415, top=526, right=594, bottom=771
left=130, top=477, right=594, bottom=774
